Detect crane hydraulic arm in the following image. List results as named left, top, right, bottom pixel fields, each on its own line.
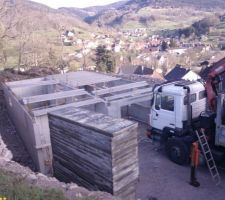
left=206, top=62, right=225, bottom=111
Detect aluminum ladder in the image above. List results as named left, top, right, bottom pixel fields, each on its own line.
left=195, top=129, right=221, bottom=185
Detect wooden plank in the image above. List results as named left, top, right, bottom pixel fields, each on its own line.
left=22, top=89, right=87, bottom=105
left=93, top=81, right=148, bottom=96
left=32, top=98, right=103, bottom=116
left=105, top=87, right=153, bottom=101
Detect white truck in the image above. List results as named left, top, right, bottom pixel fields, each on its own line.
left=147, top=58, right=225, bottom=165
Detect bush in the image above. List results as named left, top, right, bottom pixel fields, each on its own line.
left=139, top=15, right=155, bottom=25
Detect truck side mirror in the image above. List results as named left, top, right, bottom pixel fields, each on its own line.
left=155, top=105, right=160, bottom=110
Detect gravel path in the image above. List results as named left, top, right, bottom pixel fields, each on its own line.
left=137, top=123, right=225, bottom=200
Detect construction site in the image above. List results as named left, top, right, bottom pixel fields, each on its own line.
left=1, top=67, right=225, bottom=200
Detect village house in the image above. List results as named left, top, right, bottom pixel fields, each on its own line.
left=165, top=65, right=200, bottom=81
left=119, top=65, right=164, bottom=80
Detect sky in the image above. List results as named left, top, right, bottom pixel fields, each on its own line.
left=31, top=0, right=121, bottom=9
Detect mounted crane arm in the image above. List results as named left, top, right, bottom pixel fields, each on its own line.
left=206, top=63, right=225, bottom=111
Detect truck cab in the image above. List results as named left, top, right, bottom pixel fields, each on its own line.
left=149, top=80, right=207, bottom=164
left=150, top=80, right=207, bottom=135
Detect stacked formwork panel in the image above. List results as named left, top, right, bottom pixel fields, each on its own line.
left=49, top=107, right=139, bottom=200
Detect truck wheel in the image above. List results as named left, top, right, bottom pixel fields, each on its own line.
left=166, top=138, right=189, bottom=165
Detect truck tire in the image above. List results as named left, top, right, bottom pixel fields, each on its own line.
left=166, top=138, right=189, bottom=165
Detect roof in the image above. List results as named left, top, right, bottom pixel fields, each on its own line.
left=156, top=80, right=205, bottom=96
left=120, top=65, right=136, bottom=74
left=134, top=65, right=153, bottom=75
left=120, top=65, right=153, bottom=75
left=150, top=71, right=165, bottom=80
left=164, top=65, right=190, bottom=81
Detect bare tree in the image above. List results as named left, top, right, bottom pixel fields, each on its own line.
left=0, top=0, right=21, bottom=69
left=0, top=0, right=19, bottom=40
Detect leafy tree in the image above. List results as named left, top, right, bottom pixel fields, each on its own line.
left=177, top=16, right=220, bottom=38
left=95, top=45, right=115, bottom=73
left=161, top=41, right=168, bottom=51
left=169, top=38, right=177, bottom=48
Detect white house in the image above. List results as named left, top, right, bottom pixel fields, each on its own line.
left=165, top=65, right=200, bottom=81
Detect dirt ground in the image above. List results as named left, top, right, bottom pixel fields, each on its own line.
left=136, top=123, right=225, bottom=200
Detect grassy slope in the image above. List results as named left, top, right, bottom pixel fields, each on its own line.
left=0, top=170, right=67, bottom=200
left=208, top=21, right=225, bottom=44
left=121, top=7, right=215, bottom=32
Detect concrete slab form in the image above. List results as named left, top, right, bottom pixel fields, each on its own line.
left=3, top=71, right=153, bottom=175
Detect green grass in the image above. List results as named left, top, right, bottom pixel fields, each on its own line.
left=121, top=6, right=214, bottom=33
left=0, top=170, right=67, bottom=200
left=207, top=20, right=225, bottom=46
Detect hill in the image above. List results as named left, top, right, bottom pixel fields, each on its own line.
left=58, top=1, right=128, bottom=21
left=0, top=0, right=98, bottom=69
left=123, top=0, right=225, bottom=10
left=85, top=0, right=225, bottom=30
left=24, top=1, right=90, bottom=31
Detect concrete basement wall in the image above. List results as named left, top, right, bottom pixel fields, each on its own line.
left=3, top=84, right=38, bottom=167
left=2, top=84, right=53, bottom=175
left=3, top=82, right=109, bottom=175
left=11, top=85, right=48, bottom=98
left=128, top=101, right=151, bottom=124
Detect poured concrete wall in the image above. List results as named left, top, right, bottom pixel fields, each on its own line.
left=2, top=82, right=108, bottom=175
left=49, top=107, right=139, bottom=200
left=3, top=84, right=39, bottom=166
left=3, top=72, right=152, bottom=180
left=2, top=84, right=52, bottom=175
left=128, top=101, right=151, bottom=123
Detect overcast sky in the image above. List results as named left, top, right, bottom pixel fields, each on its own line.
left=31, top=0, right=121, bottom=8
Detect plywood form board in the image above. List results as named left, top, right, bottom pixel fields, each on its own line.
left=49, top=107, right=139, bottom=199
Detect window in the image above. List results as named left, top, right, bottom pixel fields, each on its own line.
left=161, top=94, right=174, bottom=111
left=184, top=93, right=196, bottom=105
left=199, top=90, right=206, bottom=100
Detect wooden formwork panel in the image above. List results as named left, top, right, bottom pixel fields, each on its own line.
left=49, top=107, right=139, bottom=200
